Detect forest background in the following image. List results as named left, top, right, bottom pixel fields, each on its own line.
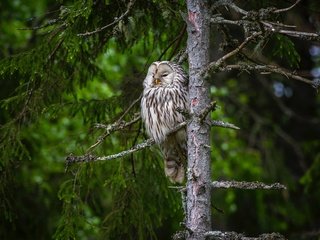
left=0, top=0, right=320, bottom=239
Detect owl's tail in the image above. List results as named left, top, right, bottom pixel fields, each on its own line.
left=161, top=136, right=187, bottom=184
left=164, top=158, right=185, bottom=183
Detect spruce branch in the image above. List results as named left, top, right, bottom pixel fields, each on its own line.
left=17, top=18, right=61, bottom=30
left=211, top=180, right=286, bottom=190
left=77, top=0, right=135, bottom=37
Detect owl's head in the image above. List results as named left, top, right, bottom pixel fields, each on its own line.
left=143, top=61, right=179, bottom=88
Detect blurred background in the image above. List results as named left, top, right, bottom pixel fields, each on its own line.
left=0, top=0, right=319, bottom=239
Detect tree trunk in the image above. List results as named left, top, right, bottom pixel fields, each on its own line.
left=186, top=1, right=211, bottom=240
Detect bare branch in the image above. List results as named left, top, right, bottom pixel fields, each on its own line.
left=87, top=114, right=141, bottom=152
left=86, top=95, right=142, bottom=152
left=274, top=0, right=301, bottom=13
left=219, top=64, right=318, bottom=88
left=211, top=15, right=243, bottom=26
left=205, top=231, right=286, bottom=240
left=66, top=138, right=155, bottom=165
left=214, top=0, right=248, bottom=15
left=274, top=29, right=320, bottom=41
left=200, top=31, right=262, bottom=77
left=262, top=22, right=320, bottom=41
left=211, top=120, right=240, bottom=130
left=170, top=180, right=286, bottom=194
left=159, top=24, right=186, bottom=61
left=173, top=49, right=188, bottom=65
left=211, top=180, right=287, bottom=190
left=261, top=21, right=296, bottom=29
left=77, top=0, right=135, bottom=37
left=117, top=95, right=142, bottom=122
left=199, top=101, right=217, bottom=122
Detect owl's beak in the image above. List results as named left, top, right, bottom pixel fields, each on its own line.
left=154, top=78, right=161, bottom=85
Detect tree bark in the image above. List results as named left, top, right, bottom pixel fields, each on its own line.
left=186, top=1, right=211, bottom=239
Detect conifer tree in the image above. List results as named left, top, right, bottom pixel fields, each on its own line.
left=1, top=1, right=320, bottom=239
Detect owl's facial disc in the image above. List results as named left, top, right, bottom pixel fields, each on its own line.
left=153, top=64, right=174, bottom=86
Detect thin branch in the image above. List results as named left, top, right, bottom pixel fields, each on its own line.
left=261, top=20, right=296, bottom=29
left=211, top=180, right=287, bottom=190
left=219, top=64, right=318, bottom=88
left=211, top=120, right=240, bottom=130
left=200, top=31, right=262, bottom=77
left=18, top=19, right=61, bottom=30
left=257, top=76, right=320, bottom=124
left=66, top=138, right=155, bottom=165
left=172, top=49, right=188, bottom=65
left=199, top=101, right=217, bottom=122
left=48, top=37, right=65, bottom=60
left=77, top=0, right=135, bottom=37
left=87, top=114, right=140, bottom=152
left=170, top=180, right=286, bottom=193
left=87, top=95, right=142, bottom=152
left=274, top=0, right=301, bottom=13
left=118, top=95, right=142, bottom=122
left=214, top=0, right=248, bottom=15
left=275, top=29, right=320, bottom=41
left=158, top=24, right=186, bottom=61
left=169, top=25, right=187, bottom=61
left=211, top=16, right=243, bottom=26
left=262, top=22, right=320, bottom=41
left=205, top=231, right=286, bottom=240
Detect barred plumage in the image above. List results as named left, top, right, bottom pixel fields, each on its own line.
left=141, top=61, right=188, bottom=183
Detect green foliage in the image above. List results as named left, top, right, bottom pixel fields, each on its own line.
left=271, top=34, right=301, bottom=68
left=1, top=0, right=319, bottom=239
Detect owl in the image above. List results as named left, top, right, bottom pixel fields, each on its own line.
left=141, top=61, right=188, bottom=183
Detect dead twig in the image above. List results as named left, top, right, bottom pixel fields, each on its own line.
left=77, top=0, right=135, bottom=37
left=87, top=114, right=140, bottom=152
left=219, top=64, right=317, bottom=88
left=200, top=31, right=262, bottom=77
left=274, top=0, right=301, bottom=13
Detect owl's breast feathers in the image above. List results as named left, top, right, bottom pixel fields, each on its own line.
left=141, top=86, right=187, bottom=143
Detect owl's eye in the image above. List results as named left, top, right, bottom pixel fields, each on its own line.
left=161, top=73, right=169, bottom=77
